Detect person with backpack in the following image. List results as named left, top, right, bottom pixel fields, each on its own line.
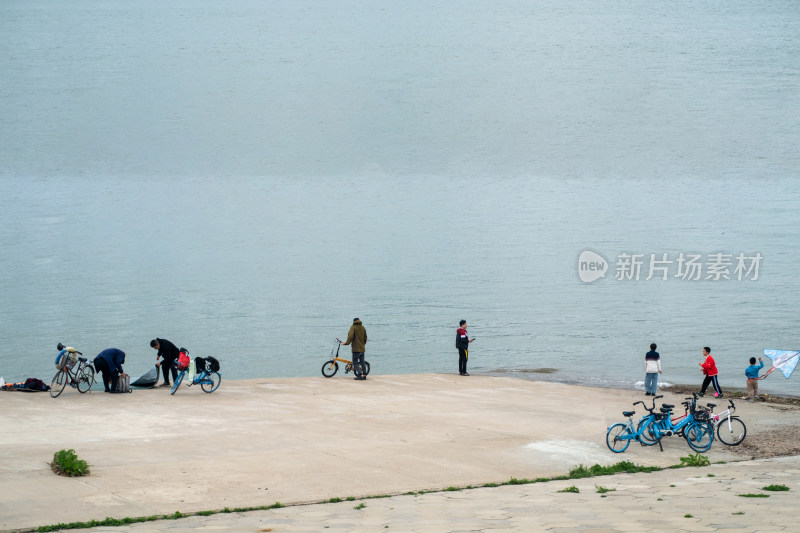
left=93, top=348, right=127, bottom=393
left=150, top=338, right=180, bottom=387
left=456, top=320, right=475, bottom=376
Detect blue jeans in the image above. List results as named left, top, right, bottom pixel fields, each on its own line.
left=645, top=372, right=659, bottom=394
left=352, top=352, right=365, bottom=377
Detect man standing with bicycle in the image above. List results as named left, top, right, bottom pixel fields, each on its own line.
left=343, top=318, right=368, bottom=380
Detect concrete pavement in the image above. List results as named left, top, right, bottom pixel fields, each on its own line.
left=1, top=374, right=799, bottom=532
left=69, top=456, right=800, bottom=532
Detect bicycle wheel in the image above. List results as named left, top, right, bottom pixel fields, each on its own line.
left=363, top=361, right=371, bottom=376
left=201, top=372, right=221, bottom=393
left=76, top=365, right=95, bottom=393
left=606, top=423, right=631, bottom=453
left=321, top=360, right=338, bottom=378
left=636, top=417, right=660, bottom=446
left=716, top=416, right=746, bottom=446
left=170, top=371, right=185, bottom=395
left=50, top=370, right=68, bottom=398
left=685, top=421, right=714, bottom=452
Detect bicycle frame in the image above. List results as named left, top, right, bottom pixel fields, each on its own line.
left=330, top=340, right=357, bottom=371
left=706, top=400, right=736, bottom=425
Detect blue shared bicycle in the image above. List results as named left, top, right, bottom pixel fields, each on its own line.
left=606, top=396, right=667, bottom=453
left=170, top=355, right=221, bottom=395
left=638, top=393, right=715, bottom=452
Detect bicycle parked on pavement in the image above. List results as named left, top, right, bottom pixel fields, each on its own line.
left=606, top=397, right=666, bottom=453
left=50, top=343, right=95, bottom=398
left=321, top=339, right=371, bottom=378
left=703, top=399, right=746, bottom=446
left=170, top=352, right=221, bottom=395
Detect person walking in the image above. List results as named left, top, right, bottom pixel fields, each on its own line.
left=343, top=318, right=368, bottom=380
left=699, top=346, right=723, bottom=398
left=93, top=348, right=127, bottom=393
left=456, top=320, right=475, bottom=376
left=150, top=338, right=180, bottom=387
left=745, top=356, right=764, bottom=402
left=644, top=343, right=662, bottom=396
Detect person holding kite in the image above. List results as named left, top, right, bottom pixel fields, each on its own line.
left=745, top=357, right=764, bottom=402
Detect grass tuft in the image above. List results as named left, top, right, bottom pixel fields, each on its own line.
left=557, top=486, right=579, bottom=493
left=762, top=484, right=790, bottom=491
left=679, top=453, right=710, bottom=467
left=51, top=449, right=90, bottom=477
left=738, top=493, right=770, bottom=498
left=569, top=461, right=660, bottom=479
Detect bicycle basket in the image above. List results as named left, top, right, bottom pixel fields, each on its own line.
left=55, top=350, right=77, bottom=370
left=694, top=409, right=711, bottom=422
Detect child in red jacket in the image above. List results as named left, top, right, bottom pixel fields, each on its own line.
left=699, top=346, right=723, bottom=398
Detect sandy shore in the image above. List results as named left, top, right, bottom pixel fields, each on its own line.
left=2, top=374, right=799, bottom=531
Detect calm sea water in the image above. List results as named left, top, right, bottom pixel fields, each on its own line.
left=2, top=1, right=799, bottom=395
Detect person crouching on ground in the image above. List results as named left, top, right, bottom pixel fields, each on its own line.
left=150, top=338, right=180, bottom=387
left=745, top=356, right=764, bottom=402
left=644, top=343, right=662, bottom=396
left=93, top=348, right=127, bottom=393
left=343, top=318, right=367, bottom=380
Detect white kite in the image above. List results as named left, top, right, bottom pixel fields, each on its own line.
left=760, top=349, right=800, bottom=379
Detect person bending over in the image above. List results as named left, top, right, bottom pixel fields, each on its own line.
left=151, top=338, right=180, bottom=387
left=93, top=348, right=127, bottom=393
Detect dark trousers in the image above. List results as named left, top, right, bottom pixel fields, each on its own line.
left=352, top=352, right=365, bottom=377
left=94, top=357, right=118, bottom=392
left=700, top=374, right=722, bottom=395
left=161, top=358, right=178, bottom=384
left=458, top=348, right=468, bottom=374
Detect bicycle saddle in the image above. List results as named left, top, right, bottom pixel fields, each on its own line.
left=660, top=407, right=672, bottom=413
left=78, top=357, right=87, bottom=362
left=706, top=403, right=717, bottom=409
left=661, top=404, right=674, bottom=409
left=623, top=411, right=635, bottom=417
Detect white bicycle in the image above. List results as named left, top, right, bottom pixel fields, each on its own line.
left=704, top=399, right=746, bottom=446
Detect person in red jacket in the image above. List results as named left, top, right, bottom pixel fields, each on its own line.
left=698, top=346, right=723, bottom=398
